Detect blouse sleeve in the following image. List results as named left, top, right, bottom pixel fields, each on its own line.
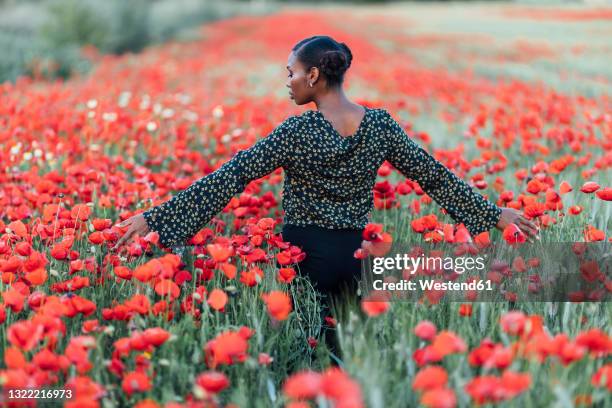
left=142, top=115, right=300, bottom=248
left=382, top=110, right=502, bottom=237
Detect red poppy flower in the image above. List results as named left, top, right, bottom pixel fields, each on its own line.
left=458, top=303, right=473, bottom=317
left=420, top=387, right=457, bottom=408
left=412, top=365, right=448, bottom=391
left=283, top=370, right=322, bottom=400
left=362, top=223, right=384, bottom=241
left=121, top=371, right=152, bottom=396
left=595, top=187, right=612, bottom=201
left=320, top=367, right=364, bottom=407
left=71, top=204, right=92, bottom=221
left=592, top=364, right=612, bottom=391
left=523, top=202, right=546, bottom=219
left=526, top=179, right=543, bottom=194
left=207, top=288, right=228, bottom=311
left=568, top=205, right=583, bottom=215
left=414, top=320, right=437, bottom=341
left=125, top=294, right=151, bottom=315
left=5, top=220, right=28, bottom=239
left=114, top=266, right=132, bottom=280
left=500, top=311, right=527, bottom=336
left=207, top=243, right=234, bottom=262
left=88, top=231, right=105, bottom=245
left=219, top=262, right=237, bottom=279
left=277, top=267, right=296, bottom=283
left=155, top=279, right=180, bottom=300
left=502, top=223, right=526, bottom=244
left=361, top=232, right=393, bottom=257
left=575, top=328, right=611, bottom=356
left=579, top=181, right=600, bottom=193
left=258, top=352, right=273, bottom=366
left=239, top=267, right=264, bottom=287
left=307, top=337, right=318, bottom=349
left=142, top=327, right=170, bottom=347
left=584, top=225, right=605, bottom=242
left=32, top=348, right=61, bottom=371
left=23, top=267, right=47, bottom=286
left=50, top=243, right=69, bottom=260
left=261, top=290, right=292, bottom=321
left=7, top=320, right=44, bottom=351
left=204, top=330, right=249, bottom=369
left=15, top=241, right=32, bottom=256
left=361, top=294, right=390, bottom=317
left=133, top=263, right=155, bottom=283
left=5, top=346, right=27, bottom=370
left=195, top=371, right=230, bottom=394
left=559, top=181, right=573, bottom=194
left=431, top=331, right=467, bottom=357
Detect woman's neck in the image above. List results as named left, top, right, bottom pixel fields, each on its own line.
left=313, top=88, right=354, bottom=112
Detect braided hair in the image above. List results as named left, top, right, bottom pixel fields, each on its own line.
left=292, top=36, right=353, bottom=89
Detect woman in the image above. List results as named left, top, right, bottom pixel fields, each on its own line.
left=111, top=35, right=539, bottom=363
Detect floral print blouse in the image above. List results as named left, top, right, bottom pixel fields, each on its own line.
left=142, top=107, right=502, bottom=249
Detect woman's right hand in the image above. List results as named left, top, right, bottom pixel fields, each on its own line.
left=111, top=213, right=151, bottom=252
left=495, top=207, right=540, bottom=242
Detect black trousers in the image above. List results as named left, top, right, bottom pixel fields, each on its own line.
left=281, top=223, right=364, bottom=362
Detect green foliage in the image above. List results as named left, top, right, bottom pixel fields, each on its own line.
left=100, top=0, right=152, bottom=54
left=41, top=0, right=108, bottom=51
left=40, top=0, right=152, bottom=54
left=0, top=0, right=275, bottom=83
left=0, top=30, right=39, bottom=82
left=149, top=0, right=223, bottom=43
left=0, top=28, right=90, bottom=82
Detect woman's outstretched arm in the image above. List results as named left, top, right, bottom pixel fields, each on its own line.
left=382, top=110, right=502, bottom=237
left=121, top=115, right=300, bottom=250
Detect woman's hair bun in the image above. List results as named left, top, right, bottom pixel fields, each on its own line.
left=319, top=50, right=349, bottom=78
left=338, top=42, right=353, bottom=68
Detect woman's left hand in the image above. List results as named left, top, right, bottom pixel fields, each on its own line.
left=111, top=213, right=150, bottom=251
left=495, top=207, right=540, bottom=242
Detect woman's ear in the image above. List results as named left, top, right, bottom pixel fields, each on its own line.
left=308, top=66, right=320, bottom=85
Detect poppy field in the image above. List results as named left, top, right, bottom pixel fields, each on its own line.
left=0, top=3, right=611, bottom=408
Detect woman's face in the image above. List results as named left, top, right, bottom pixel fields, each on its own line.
left=286, top=51, right=316, bottom=105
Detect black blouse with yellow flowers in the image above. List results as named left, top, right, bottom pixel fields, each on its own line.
left=142, top=107, right=502, bottom=248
